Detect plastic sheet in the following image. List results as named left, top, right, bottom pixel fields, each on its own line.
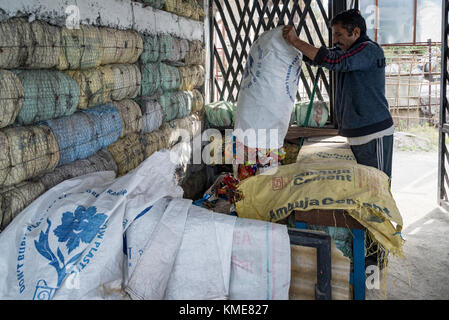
left=0, top=70, right=24, bottom=128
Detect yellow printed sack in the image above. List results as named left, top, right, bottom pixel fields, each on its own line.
left=235, top=161, right=404, bottom=256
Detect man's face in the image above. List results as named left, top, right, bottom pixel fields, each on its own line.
left=332, top=22, right=360, bottom=51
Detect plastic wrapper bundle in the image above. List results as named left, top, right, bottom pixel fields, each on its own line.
left=159, top=91, right=191, bottom=122
left=178, top=66, right=203, bottom=91
left=113, top=99, right=143, bottom=138
left=158, top=34, right=173, bottom=62
left=160, top=112, right=203, bottom=148
left=14, top=70, right=80, bottom=125
left=205, top=101, right=236, bottom=127
left=107, top=132, right=145, bottom=176
left=139, top=0, right=166, bottom=10
left=140, top=96, right=163, bottom=133
left=167, top=37, right=189, bottom=63
left=141, top=62, right=162, bottom=97
left=295, top=101, right=329, bottom=127
left=42, top=103, right=122, bottom=166
left=110, top=64, right=142, bottom=101
left=66, top=66, right=115, bottom=109
left=191, top=89, right=204, bottom=113
left=0, top=18, right=61, bottom=69
left=164, top=0, right=204, bottom=20
left=141, top=130, right=169, bottom=158
left=0, top=125, right=60, bottom=188
left=0, top=181, right=45, bottom=232
left=159, top=63, right=181, bottom=91
left=0, top=70, right=24, bottom=128
left=185, top=40, right=206, bottom=66
left=34, top=149, right=117, bottom=191
left=140, top=35, right=160, bottom=63
left=99, top=28, right=143, bottom=65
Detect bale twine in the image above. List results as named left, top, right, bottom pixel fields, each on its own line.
left=66, top=65, right=115, bottom=109
left=191, top=89, right=204, bottom=113
left=99, top=28, right=143, bottom=65
left=140, top=96, right=163, bottom=133
left=0, top=181, right=45, bottom=231
left=110, top=64, right=141, bottom=101
left=295, top=100, right=329, bottom=127
left=158, top=34, right=173, bottom=62
left=107, top=133, right=145, bottom=176
left=0, top=18, right=61, bottom=69
left=159, top=63, right=180, bottom=91
left=0, top=125, right=60, bottom=188
left=113, top=99, right=143, bottom=138
left=35, top=149, right=117, bottom=191
left=140, top=0, right=166, bottom=10
left=58, top=24, right=102, bottom=70
left=141, top=129, right=169, bottom=158
left=0, top=70, right=24, bottom=128
left=141, top=34, right=160, bottom=64
left=43, top=103, right=122, bottom=166
left=185, top=40, right=206, bottom=65
left=167, top=37, right=189, bottom=62
left=141, top=62, right=162, bottom=97
left=205, top=101, right=236, bottom=127
left=159, top=91, right=190, bottom=122
left=14, top=70, right=79, bottom=125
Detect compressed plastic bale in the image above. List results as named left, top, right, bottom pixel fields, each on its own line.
left=205, top=101, right=236, bottom=127
left=99, top=28, right=143, bottom=65
left=141, top=129, right=169, bottom=158
left=295, top=100, right=329, bottom=127
left=159, top=91, right=189, bottom=122
left=140, top=96, right=163, bottom=133
left=14, top=70, right=80, bottom=125
left=167, top=37, right=189, bottom=62
left=192, top=65, right=205, bottom=88
left=107, top=132, right=145, bottom=176
left=0, top=70, right=24, bottom=128
left=179, top=91, right=193, bottom=118
left=58, top=25, right=102, bottom=70
left=141, top=34, right=160, bottom=63
left=158, top=34, right=173, bottom=62
left=178, top=66, right=196, bottom=91
left=191, top=89, right=204, bottom=113
left=34, top=149, right=117, bottom=191
left=164, top=0, right=180, bottom=15
left=140, top=0, right=166, bottom=10
left=0, top=181, right=45, bottom=231
left=0, top=125, right=60, bottom=187
left=27, top=20, right=62, bottom=69
left=159, top=63, right=181, bottom=91
left=191, top=0, right=206, bottom=21
left=110, top=64, right=141, bottom=101
left=141, top=62, right=162, bottom=97
left=185, top=40, right=206, bottom=65
left=66, top=65, right=115, bottom=109
left=160, top=112, right=202, bottom=148
left=42, top=103, right=122, bottom=166
left=114, top=99, right=143, bottom=138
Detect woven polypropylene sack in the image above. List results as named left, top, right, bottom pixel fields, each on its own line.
left=0, top=18, right=61, bottom=69
left=185, top=40, right=205, bottom=66
left=191, top=89, right=204, bottom=113
left=0, top=125, right=60, bottom=187
left=159, top=63, right=180, bottom=91
left=43, top=103, right=122, bottom=166
left=141, top=34, right=160, bottom=64
left=141, top=96, right=163, bottom=133
left=140, top=0, right=166, bottom=10
left=158, top=34, right=173, bottom=62
left=205, top=101, right=236, bottom=127
left=110, top=64, right=141, bottom=101
left=15, top=70, right=79, bottom=125
left=66, top=66, right=115, bottom=109
left=295, top=101, right=329, bottom=127
left=167, top=37, right=189, bottom=62
left=141, top=62, right=162, bottom=97
left=107, top=132, right=145, bottom=176
left=99, top=28, right=143, bottom=65
left=114, top=99, right=143, bottom=138
left=0, top=181, right=45, bottom=231
left=0, top=70, right=24, bottom=128
left=35, top=149, right=117, bottom=191
left=159, top=91, right=189, bottom=122
left=58, top=25, right=102, bottom=70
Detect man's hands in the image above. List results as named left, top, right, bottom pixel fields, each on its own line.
left=282, top=25, right=299, bottom=46
left=282, top=25, right=320, bottom=62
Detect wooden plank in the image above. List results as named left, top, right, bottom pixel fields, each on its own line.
left=294, top=209, right=365, bottom=230
left=285, top=126, right=339, bottom=140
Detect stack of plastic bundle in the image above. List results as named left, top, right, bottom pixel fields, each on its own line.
left=0, top=181, right=46, bottom=231
left=58, top=24, right=103, bottom=70
left=0, top=18, right=61, bottom=69
left=0, top=125, right=60, bottom=187
left=42, top=103, right=122, bottom=166
left=141, top=129, right=169, bottom=158
left=140, top=96, right=163, bottom=133
left=34, top=149, right=117, bottom=191
left=139, top=0, right=166, bottom=10
left=99, top=27, right=143, bottom=65
left=166, top=37, right=189, bottom=63
left=107, top=132, right=145, bottom=176
left=205, top=101, right=236, bottom=127
left=160, top=112, right=202, bottom=148
left=113, top=99, right=143, bottom=138
left=0, top=70, right=24, bottom=128
left=66, top=66, right=115, bottom=109
left=140, top=34, right=160, bottom=63
left=14, top=70, right=80, bottom=125
left=191, top=89, right=204, bottom=113
left=159, top=63, right=181, bottom=91
left=141, top=62, right=162, bottom=97
left=185, top=40, right=205, bottom=66
left=110, top=64, right=141, bottom=101
left=159, top=91, right=190, bottom=122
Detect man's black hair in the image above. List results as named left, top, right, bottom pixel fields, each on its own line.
left=330, top=9, right=367, bottom=36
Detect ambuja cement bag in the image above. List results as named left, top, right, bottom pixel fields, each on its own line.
left=234, top=26, right=302, bottom=149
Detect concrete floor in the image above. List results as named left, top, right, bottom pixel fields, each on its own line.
left=366, top=150, right=449, bottom=300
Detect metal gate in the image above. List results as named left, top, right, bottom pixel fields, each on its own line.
left=208, top=0, right=357, bottom=127
left=438, top=0, right=449, bottom=211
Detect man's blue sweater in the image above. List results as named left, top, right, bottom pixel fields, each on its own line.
left=304, top=34, right=393, bottom=137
